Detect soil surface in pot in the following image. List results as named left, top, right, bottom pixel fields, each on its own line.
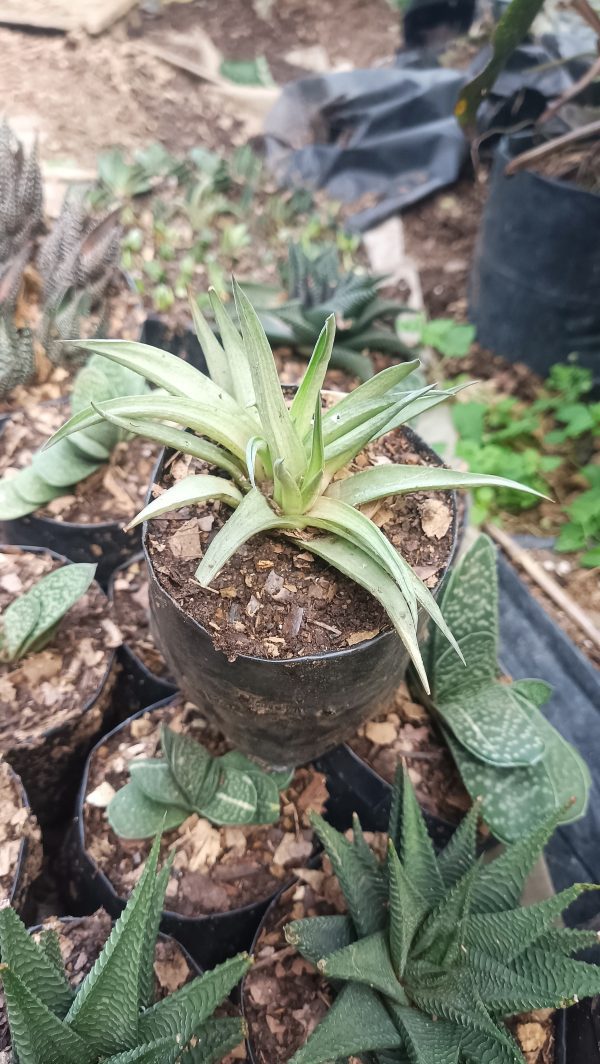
left=112, top=556, right=171, bottom=678
left=347, top=679, right=472, bottom=825
left=0, top=549, right=118, bottom=736
left=147, top=426, right=455, bottom=660
left=83, top=697, right=328, bottom=916
left=0, top=760, right=42, bottom=907
left=0, top=401, right=160, bottom=524
left=244, top=849, right=555, bottom=1064
left=0, top=908, right=198, bottom=1056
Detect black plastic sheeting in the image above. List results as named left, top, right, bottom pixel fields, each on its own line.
left=263, top=38, right=593, bottom=231
left=497, top=555, right=600, bottom=925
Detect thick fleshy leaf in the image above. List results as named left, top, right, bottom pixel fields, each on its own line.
left=161, top=726, right=219, bottom=809
left=179, top=1016, right=246, bottom=1063
left=290, top=315, right=336, bottom=440
left=195, top=487, right=291, bottom=588
left=388, top=1003, right=462, bottom=1064
left=431, top=535, right=498, bottom=670
left=470, top=945, right=600, bottom=1013
left=387, top=841, right=428, bottom=979
left=0, top=590, right=40, bottom=661
left=139, top=854, right=174, bottom=1010
left=436, top=803, right=479, bottom=890
left=106, top=1037, right=180, bottom=1064
left=469, top=808, right=562, bottom=915
left=288, top=983, right=404, bottom=1064
left=207, top=287, right=255, bottom=406
left=1, top=563, right=96, bottom=662
left=0, top=965, right=91, bottom=1064
left=309, top=813, right=388, bottom=937
left=321, top=360, right=421, bottom=424
left=189, top=295, right=234, bottom=397
left=30, top=437, right=100, bottom=488
left=460, top=1027, right=525, bottom=1064
left=391, top=766, right=444, bottom=906
left=0, top=906, right=73, bottom=1018
left=233, top=278, right=306, bottom=480
left=0, top=468, right=63, bottom=515
left=325, top=465, right=546, bottom=508
left=433, top=676, right=546, bottom=768
left=129, top=761, right=190, bottom=809
left=319, top=931, right=407, bottom=1004
left=125, top=474, right=242, bottom=531
left=285, top=915, right=354, bottom=967
left=197, top=767, right=258, bottom=825
left=107, top=782, right=188, bottom=839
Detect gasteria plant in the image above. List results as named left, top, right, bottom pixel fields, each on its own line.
left=0, top=353, right=148, bottom=519
left=284, top=767, right=600, bottom=1064
left=108, top=724, right=294, bottom=838
left=43, top=283, right=541, bottom=687
left=415, top=534, right=590, bottom=842
left=246, top=242, right=412, bottom=380
left=0, top=835, right=250, bottom=1063
left=0, top=562, right=96, bottom=663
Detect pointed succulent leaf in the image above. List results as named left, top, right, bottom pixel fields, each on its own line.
left=105, top=1037, right=180, bottom=1064
left=436, top=803, right=479, bottom=889
left=189, top=294, right=234, bottom=397
left=195, top=487, right=293, bottom=588
left=411, top=863, right=478, bottom=969
left=290, top=315, right=335, bottom=440
left=325, top=465, right=544, bottom=508
left=37, top=928, right=69, bottom=981
left=285, top=915, right=354, bottom=967
left=319, top=931, right=408, bottom=1005
left=460, top=1028, right=525, bottom=1064
left=207, top=286, right=255, bottom=406
left=0, top=590, right=40, bottom=661
left=0, top=906, right=73, bottom=1017
left=65, top=836, right=163, bottom=1055
left=0, top=964, right=92, bottom=1064
left=137, top=953, right=251, bottom=1045
left=387, top=841, right=429, bottom=979
left=469, top=808, right=562, bottom=914
left=321, top=360, right=421, bottom=424
left=432, top=535, right=498, bottom=670
left=309, top=812, right=387, bottom=937
left=470, top=945, right=600, bottom=1012
left=107, top=782, right=188, bottom=839
left=288, top=982, right=405, bottom=1064
left=179, top=1016, right=247, bottom=1063
left=161, top=725, right=220, bottom=809
left=392, top=766, right=444, bottom=906
left=408, top=971, right=519, bottom=1054
left=125, top=474, right=242, bottom=531
left=139, top=854, right=175, bottom=1010
left=387, top=1003, right=462, bottom=1064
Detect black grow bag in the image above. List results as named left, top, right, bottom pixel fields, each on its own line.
left=108, top=553, right=177, bottom=714
left=470, top=132, right=600, bottom=386
left=143, top=429, right=458, bottom=766
left=65, top=695, right=365, bottom=970
left=140, top=316, right=208, bottom=375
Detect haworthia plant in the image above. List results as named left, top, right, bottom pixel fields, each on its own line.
left=108, top=724, right=294, bottom=838
left=0, top=835, right=250, bottom=1063
left=416, top=534, right=590, bottom=841
left=242, top=241, right=413, bottom=381
left=0, top=562, right=96, bottom=663
left=42, top=285, right=542, bottom=690
left=284, top=767, right=600, bottom=1064
left=0, top=353, right=148, bottom=519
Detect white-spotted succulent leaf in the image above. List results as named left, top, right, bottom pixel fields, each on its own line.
left=107, top=724, right=291, bottom=839
left=0, top=352, right=149, bottom=519
left=42, top=285, right=542, bottom=690
left=0, top=562, right=96, bottom=663
left=0, top=835, right=249, bottom=1064
left=416, top=534, right=590, bottom=841
left=284, top=767, right=600, bottom=1064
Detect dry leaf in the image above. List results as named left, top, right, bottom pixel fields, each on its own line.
left=346, top=628, right=379, bottom=647
left=365, top=721, right=396, bottom=745
left=154, top=951, right=190, bottom=993
left=420, top=499, right=451, bottom=540
left=272, top=833, right=313, bottom=866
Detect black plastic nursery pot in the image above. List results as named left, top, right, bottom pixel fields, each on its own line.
left=0, top=761, right=42, bottom=919
left=108, top=553, right=178, bottom=714
left=470, top=132, right=600, bottom=386
left=65, top=694, right=359, bottom=971
left=140, top=316, right=209, bottom=375
left=0, top=545, right=118, bottom=826
left=144, top=431, right=458, bottom=767
left=242, top=867, right=600, bottom=1064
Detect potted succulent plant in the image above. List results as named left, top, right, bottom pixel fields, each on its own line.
left=0, top=759, right=42, bottom=918
left=0, top=836, right=251, bottom=1063
left=43, top=284, right=539, bottom=763
left=324, top=533, right=590, bottom=845
left=0, top=354, right=156, bottom=585
left=0, top=546, right=119, bottom=823
left=243, top=767, right=600, bottom=1063
left=66, top=693, right=330, bottom=969
left=0, top=122, right=139, bottom=420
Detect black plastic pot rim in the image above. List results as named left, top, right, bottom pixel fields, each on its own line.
left=73, top=695, right=302, bottom=929
left=0, top=544, right=116, bottom=738
left=7, top=762, right=35, bottom=909
left=107, top=551, right=177, bottom=691
left=142, top=423, right=459, bottom=669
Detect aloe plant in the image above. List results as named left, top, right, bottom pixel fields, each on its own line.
left=0, top=835, right=250, bottom=1063
left=416, top=534, right=590, bottom=842
left=108, top=724, right=294, bottom=838
left=0, top=353, right=148, bottom=519
left=0, top=562, right=96, bottom=663
left=0, top=120, right=43, bottom=269
left=42, top=284, right=541, bottom=688
left=246, top=242, right=412, bottom=380
left=283, top=767, right=600, bottom=1064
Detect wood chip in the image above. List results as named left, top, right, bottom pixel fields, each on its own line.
left=420, top=498, right=452, bottom=540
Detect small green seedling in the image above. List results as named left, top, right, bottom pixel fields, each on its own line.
left=0, top=562, right=96, bottom=663
left=108, top=724, right=294, bottom=838
left=285, top=767, right=600, bottom=1064
left=0, top=834, right=250, bottom=1063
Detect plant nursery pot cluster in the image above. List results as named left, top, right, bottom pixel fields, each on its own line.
left=144, top=422, right=458, bottom=766
left=0, top=545, right=120, bottom=825
left=0, top=909, right=202, bottom=1057
left=0, top=400, right=160, bottom=588
left=66, top=694, right=337, bottom=969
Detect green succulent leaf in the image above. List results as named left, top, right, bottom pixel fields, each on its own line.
left=326, top=465, right=546, bottom=508
left=0, top=907, right=74, bottom=1018
left=0, top=964, right=91, bottom=1064
left=320, top=931, right=408, bottom=1005
left=107, top=782, right=188, bottom=839
left=179, top=1016, right=247, bottom=1063
left=309, top=813, right=387, bottom=937
left=0, top=562, right=96, bottom=662
left=285, top=915, right=354, bottom=967
left=288, top=982, right=405, bottom=1064
left=207, top=286, right=255, bottom=406
left=125, top=474, right=242, bottom=531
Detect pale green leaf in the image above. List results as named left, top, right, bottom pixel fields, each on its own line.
left=129, top=761, right=190, bottom=809
left=189, top=294, right=234, bottom=396
left=195, top=487, right=290, bottom=588
left=326, top=465, right=545, bottom=508
left=290, top=315, right=336, bottom=440
left=207, top=287, right=255, bottom=406
left=125, top=474, right=242, bottom=531
left=161, top=726, right=219, bottom=808
left=197, top=767, right=258, bottom=824
left=107, top=782, right=188, bottom=839
left=434, top=680, right=546, bottom=768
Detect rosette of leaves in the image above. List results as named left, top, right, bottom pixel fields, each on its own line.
left=0, top=353, right=148, bottom=519
left=0, top=562, right=96, bottom=663
left=247, top=242, right=413, bottom=380
left=415, top=534, right=590, bottom=842
left=37, top=196, right=121, bottom=312
left=42, top=283, right=542, bottom=688
left=108, top=724, right=294, bottom=838
left=0, top=120, right=43, bottom=269
left=0, top=834, right=250, bottom=1064
left=284, top=766, right=600, bottom=1064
